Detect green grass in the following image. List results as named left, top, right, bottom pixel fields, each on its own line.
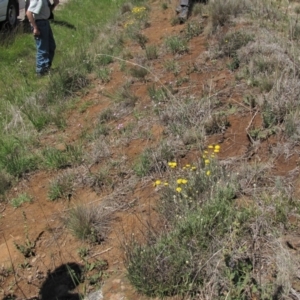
left=10, top=193, right=33, bottom=208
left=0, top=0, right=131, bottom=182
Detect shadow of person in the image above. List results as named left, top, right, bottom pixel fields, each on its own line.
left=50, top=20, right=76, bottom=31
left=39, top=262, right=82, bottom=300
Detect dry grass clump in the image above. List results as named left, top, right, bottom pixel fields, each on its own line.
left=66, top=201, right=117, bottom=244
left=86, top=139, right=111, bottom=165
left=107, top=83, right=139, bottom=109
left=236, top=29, right=300, bottom=139
left=48, top=170, right=76, bottom=201
left=208, top=0, right=250, bottom=29
left=159, top=95, right=214, bottom=142
left=217, top=30, right=254, bottom=58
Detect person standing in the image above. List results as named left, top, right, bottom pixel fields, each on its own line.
left=176, top=0, right=189, bottom=21
left=26, top=0, right=59, bottom=76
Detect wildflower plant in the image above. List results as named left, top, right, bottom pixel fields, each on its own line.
left=131, top=6, right=147, bottom=20
left=126, top=145, right=255, bottom=297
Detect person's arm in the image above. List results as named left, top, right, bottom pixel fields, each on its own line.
left=26, top=10, right=40, bottom=36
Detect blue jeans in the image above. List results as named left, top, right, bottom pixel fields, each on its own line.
left=34, top=20, right=56, bottom=74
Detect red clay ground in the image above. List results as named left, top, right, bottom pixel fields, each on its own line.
left=1, top=0, right=300, bottom=299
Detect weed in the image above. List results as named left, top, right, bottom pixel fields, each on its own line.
left=10, top=193, right=32, bottom=208
left=21, top=101, right=53, bottom=131
left=48, top=171, right=75, bottom=201
left=164, top=59, right=181, bottom=76
left=14, top=212, right=43, bottom=258
left=219, top=31, right=254, bottom=58
left=0, top=138, right=38, bottom=177
left=42, top=145, right=82, bottom=170
left=161, top=3, right=168, bottom=10
left=192, top=2, right=205, bottom=16
left=147, top=85, right=169, bottom=103
left=209, top=0, right=248, bottom=29
left=66, top=202, right=115, bottom=244
left=95, top=51, right=114, bottom=66
left=175, top=76, right=189, bottom=87
left=204, top=112, right=230, bottom=134
left=79, top=100, right=93, bottom=113
left=108, top=84, right=138, bottom=108
left=145, top=45, right=158, bottom=60
left=98, top=108, right=115, bottom=124
left=132, top=32, right=148, bottom=49
left=125, top=158, right=251, bottom=297
left=97, top=67, right=111, bottom=83
left=90, top=124, right=110, bottom=139
left=78, top=247, right=90, bottom=259
left=133, top=149, right=152, bottom=177
left=165, top=36, right=189, bottom=55
left=170, top=17, right=181, bottom=26
left=227, top=54, right=240, bottom=71
left=184, top=21, right=203, bottom=40
left=129, top=66, right=148, bottom=80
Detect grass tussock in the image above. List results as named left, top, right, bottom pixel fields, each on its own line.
left=66, top=202, right=116, bottom=244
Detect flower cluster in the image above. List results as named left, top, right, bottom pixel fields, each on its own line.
left=203, top=144, right=221, bottom=176
left=132, top=6, right=146, bottom=16
left=168, top=161, right=177, bottom=168
left=153, top=180, right=169, bottom=187
left=154, top=144, right=221, bottom=192
left=124, top=19, right=135, bottom=28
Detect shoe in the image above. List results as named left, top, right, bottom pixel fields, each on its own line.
left=176, top=5, right=182, bottom=13
left=179, top=6, right=189, bottom=21
left=36, top=68, right=50, bottom=77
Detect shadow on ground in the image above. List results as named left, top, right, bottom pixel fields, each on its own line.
left=1, top=262, right=82, bottom=300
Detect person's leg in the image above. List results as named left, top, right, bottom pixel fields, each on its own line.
left=48, top=25, right=56, bottom=68
left=35, top=20, right=51, bottom=74
left=176, top=0, right=189, bottom=21
left=180, top=0, right=189, bottom=6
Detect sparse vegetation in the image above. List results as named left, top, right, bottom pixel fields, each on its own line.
left=3, top=0, right=300, bottom=298
left=165, top=36, right=189, bottom=54
left=10, top=193, right=32, bottom=208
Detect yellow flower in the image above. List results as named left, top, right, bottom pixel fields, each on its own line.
left=206, top=170, right=211, bottom=176
left=202, top=155, right=206, bottom=158
left=168, top=162, right=177, bottom=168
left=214, top=145, right=220, bottom=150
left=204, top=151, right=208, bottom=154
left=214, top=149, right=220, bottom=153
left=191, top=166, right=196, bottom=170
left=164, top=182, right=169, bottom=186
left=154, top=180, right=161, bottom=187
left=176, top=187, right=182, bottom=193
left=205, top=159, right=210, bottom=164
left=182, top=179, right=188, bottom=184
left=208, top=145, right=214, bottom=149
left=177, top=179, right=183, bottom=184
left=185, top=164, right=191, bottom=168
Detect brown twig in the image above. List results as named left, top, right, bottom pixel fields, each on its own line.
left=89, top=247, right=113, bottom=258
left=246, top=110, right=259, bottom=144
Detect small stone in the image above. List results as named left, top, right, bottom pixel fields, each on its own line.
left=31, top=257, right=37, bottom=264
